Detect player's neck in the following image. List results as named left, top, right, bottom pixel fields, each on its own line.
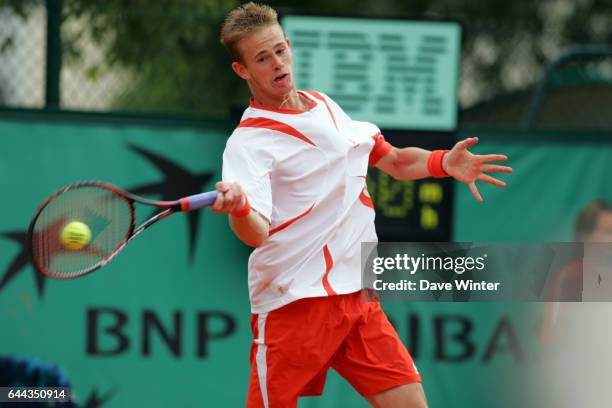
left=252, top=89, right=312, bottom=112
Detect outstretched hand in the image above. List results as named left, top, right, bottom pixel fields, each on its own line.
left=443, top=137, right=512, bottom=202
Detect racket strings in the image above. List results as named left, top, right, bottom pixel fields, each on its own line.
left=31, top=186, right=133, bottom=278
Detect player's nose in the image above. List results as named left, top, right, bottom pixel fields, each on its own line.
left=272, top=54, right=284, bottom=69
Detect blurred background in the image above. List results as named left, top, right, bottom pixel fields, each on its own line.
left=0, top=0, right=611, bottom=407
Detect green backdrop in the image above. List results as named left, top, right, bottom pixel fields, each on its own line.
left=1, top=114, right=610, bottom=407
left=454, top=130, right=612, bottom=242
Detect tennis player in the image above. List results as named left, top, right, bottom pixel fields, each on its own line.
left=213, top=3, right=512, bottom=407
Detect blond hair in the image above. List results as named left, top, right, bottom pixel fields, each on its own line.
left=220, top=2, right=280, bottom=62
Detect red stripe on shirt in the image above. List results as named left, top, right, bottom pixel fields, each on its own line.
left=308, top=90, right=338, bottom=131
left=269, top=203, right=316, bottom=236
left=369, top=132, right=392, bottom=166
left=322, top=245, right=337, bottom=296
left=359, top=187, right=374, bottom=209
left=238, top=117, right=316, bottom=146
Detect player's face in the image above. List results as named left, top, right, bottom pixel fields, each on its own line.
left=587, top=211, right=612, bottom=242
left=232, top=24, right=295, bottom=99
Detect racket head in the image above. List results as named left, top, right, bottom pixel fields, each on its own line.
left=28, top=182, right=136, bottom=279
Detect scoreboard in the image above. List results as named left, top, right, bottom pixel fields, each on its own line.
left=282, top=15, right=461, bottom=130
left=366, top=131, right=454, bottom=241
left=281, top=15, right=461, bottom=241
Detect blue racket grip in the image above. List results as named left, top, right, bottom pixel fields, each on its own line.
left=180, top=190, right=218, bottom=212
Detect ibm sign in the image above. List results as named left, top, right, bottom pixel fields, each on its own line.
left=282, top=16, right=461, bottom=131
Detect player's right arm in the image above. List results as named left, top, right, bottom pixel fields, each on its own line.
left=219, top=128, right=275, bottom=248
left=212, top=181, right=269, bottom=247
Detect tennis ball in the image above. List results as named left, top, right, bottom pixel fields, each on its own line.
left=61, top=221, right=92, bottom=250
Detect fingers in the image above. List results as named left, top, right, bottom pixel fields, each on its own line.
left=481, top=164, right=513, bottom=173
left=212, top=182, right=226, bottom=211
left=477, top=154, right=508, bottom=163
left=455, top=137, right=479, bottom=151
left=469, top=182, right=483, bottom=203
left=477, top=173, right=506, bottom=187
left=212, top=181, right=245, bottom=214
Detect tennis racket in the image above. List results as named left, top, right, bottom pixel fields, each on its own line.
left=28, top=181, right=218, bottom=280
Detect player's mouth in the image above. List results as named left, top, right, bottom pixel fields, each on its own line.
left=273, top=73, right=290, bottom=85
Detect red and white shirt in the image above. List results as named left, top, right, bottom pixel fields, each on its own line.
left=222, top=90, right=391, bottom=313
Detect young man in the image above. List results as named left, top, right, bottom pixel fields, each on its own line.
left=213, top=3, right=512, bottom=407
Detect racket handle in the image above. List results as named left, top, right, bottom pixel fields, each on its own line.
left=180, top=191, right=218, bottom=212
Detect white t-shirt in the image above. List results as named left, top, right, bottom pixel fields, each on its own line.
left=222, top=90, right=391, bottom=313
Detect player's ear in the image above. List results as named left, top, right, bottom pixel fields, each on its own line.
left=286, top=37, right=291, bottom=48
left=232, top=61, right=250, bottom=81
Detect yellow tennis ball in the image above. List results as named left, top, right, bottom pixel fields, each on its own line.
left=61, top=221, right=92, bottom=250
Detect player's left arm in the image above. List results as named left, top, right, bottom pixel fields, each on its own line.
left=375, top=137, right=512, bottom=202
left=374, top=146, right=431, bottom=180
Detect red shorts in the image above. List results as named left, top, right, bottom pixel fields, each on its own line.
left=247, top=291, right=421, bottom=407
